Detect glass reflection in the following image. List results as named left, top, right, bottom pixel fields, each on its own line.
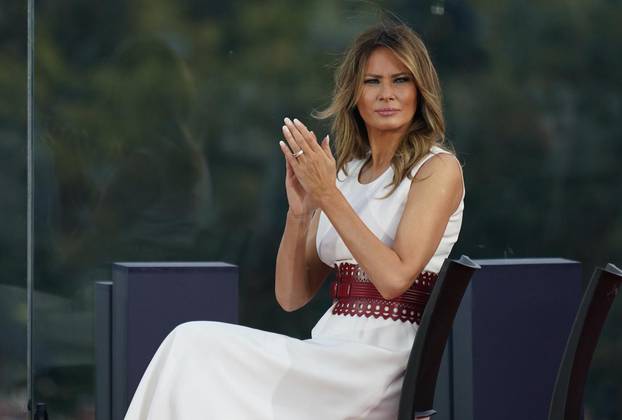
left=27, top=1, right=622, bottom=418
left=0, top=2, right=28, bottom=419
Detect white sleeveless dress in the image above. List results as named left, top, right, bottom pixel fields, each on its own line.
left=124, top=145, right=464, bottom=420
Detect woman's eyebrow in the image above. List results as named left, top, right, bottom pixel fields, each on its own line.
left=364, top=72, right=410, bottom=77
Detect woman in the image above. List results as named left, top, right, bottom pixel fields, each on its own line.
left=125, top=21, right=464, bottom=420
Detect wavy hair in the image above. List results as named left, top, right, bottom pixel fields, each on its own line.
left=312, top=19, right=451, bottom=198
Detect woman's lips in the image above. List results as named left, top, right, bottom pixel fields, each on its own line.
left=376, top=109, right=399, bottom=116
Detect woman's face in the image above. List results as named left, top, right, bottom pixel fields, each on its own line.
left=356, top=47, right=418, bottom=136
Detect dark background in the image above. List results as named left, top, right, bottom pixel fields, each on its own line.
left=0, top=1, right=620, bottom=419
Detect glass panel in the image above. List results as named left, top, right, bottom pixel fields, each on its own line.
left=31, top=1, right=621, bottom=418
left=0, top=2, right=28, bottom=419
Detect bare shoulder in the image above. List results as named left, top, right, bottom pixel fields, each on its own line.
left=408, top=152, right=464, bottom=213
left=414, top=152, right=463, bottom=182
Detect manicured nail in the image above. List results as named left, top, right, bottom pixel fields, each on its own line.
left=284, top=117, right=291, bottom=124
left=293, top=118, right=300, bottom=125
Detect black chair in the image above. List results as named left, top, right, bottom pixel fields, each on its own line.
left=398, top=255, right=480, bottom=420
left=548, top=263, right=622, bottom=420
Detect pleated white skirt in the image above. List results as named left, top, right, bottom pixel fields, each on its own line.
left=124, top=302, right=418, bottom=420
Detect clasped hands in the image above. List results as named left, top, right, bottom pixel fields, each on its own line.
left=278, top=117, right=337, bottom=215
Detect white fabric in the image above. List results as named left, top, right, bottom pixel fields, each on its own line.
left=317, top=145, right=464, bottom=273
left=125, top=145, right=464, bottom=420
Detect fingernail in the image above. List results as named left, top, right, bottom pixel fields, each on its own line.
left=279, top=141, right=284, bottom=147
left=293, top=118, right=300, bottom=124
left=284, top=117, right=291, bottom=124
left=327, top=134, right=330, bottom=144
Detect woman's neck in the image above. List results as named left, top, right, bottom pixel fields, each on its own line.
left=365, top=129, right=404, bottom=170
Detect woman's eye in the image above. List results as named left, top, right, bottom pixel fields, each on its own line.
left=364, top=77, right=410, bottom=84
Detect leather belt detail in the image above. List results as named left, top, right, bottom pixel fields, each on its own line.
left=330, top=262, right=438, bottom=324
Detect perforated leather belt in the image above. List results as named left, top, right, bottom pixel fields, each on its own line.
left=330, top=261, right=438, bottom=324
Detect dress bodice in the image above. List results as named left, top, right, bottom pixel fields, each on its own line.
left=316, top=145, right=464, bottom=274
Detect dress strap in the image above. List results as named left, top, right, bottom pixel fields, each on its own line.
left=409, top=145, right=450, bottom=178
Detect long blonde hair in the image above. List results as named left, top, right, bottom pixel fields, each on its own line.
left=312, top=19, right=450, bottom=198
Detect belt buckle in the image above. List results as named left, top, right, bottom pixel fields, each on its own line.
left=336, top=282, right=351, bottom=298
left=330, top=281, right=338, bottom=300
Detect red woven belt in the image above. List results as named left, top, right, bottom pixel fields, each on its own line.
left=330, top=262, right=438, bottom=324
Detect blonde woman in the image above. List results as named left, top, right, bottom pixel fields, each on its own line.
left=125, top=20, right=464, bottom=420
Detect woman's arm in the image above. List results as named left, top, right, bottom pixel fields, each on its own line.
left=275, top=208, right=333, bottom=311
left=278, top=117, right=463, bottom=300
left=319, top=153, right=463, bottom=299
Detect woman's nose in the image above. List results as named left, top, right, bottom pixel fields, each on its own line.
left=378, top=82, right=396, bottom=100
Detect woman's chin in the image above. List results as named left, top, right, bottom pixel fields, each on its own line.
left=371, top=121, right=409, bottom=132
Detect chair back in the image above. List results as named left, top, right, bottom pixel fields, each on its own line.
left=398, top=255, right=480, bottom=419
left=548, top=263, right=622, bottom=420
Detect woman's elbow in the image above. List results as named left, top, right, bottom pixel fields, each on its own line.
left=377, top=273, right=420, bottom=300
left=377, top=279, right=407, bottom=300
left=275, top=294, right=293, bottom=312
left=275, top=291, right=302, bottom=312
left=280, top=303, right=299, bottom=312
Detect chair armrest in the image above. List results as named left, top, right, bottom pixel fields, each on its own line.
left=415, top=409, right=437, bottom=418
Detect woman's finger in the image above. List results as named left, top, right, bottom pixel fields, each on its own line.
left=282, top=124, right=307, bottom=158
left=320, top=135, right=333, bottom=160
left=283, top=117, right=314, bottom=157
left=292, top=118, right=323, bottom=154
left=279, top=140, right=301, bottom=173
left=284, top=149, right=292, bottom=176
